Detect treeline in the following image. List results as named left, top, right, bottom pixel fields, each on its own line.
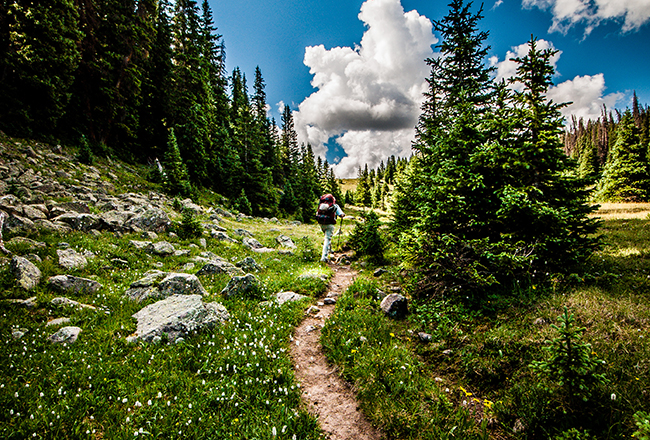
left=346, top=156, right=409, bottom=209
left=0, top=0, right=340, bottom=219
left=564, top=94, right=650, bottom=201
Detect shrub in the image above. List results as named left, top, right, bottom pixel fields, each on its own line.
left=77, top=135, right=93, bottom=165
left=178, top=208, right=203, bottom=239
left=348, top=211, right=384, bottom=263
left=530, top=307, right=608, bottom=405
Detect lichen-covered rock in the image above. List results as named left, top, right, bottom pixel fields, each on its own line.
left=380, top=293, right=408, bottom=319
left=212, top=230, right=238, bottom=243
left=124, top=208, right=171, bottom=232
left=220, top=274, right=259, bottom=297
left=145, top=241, right=175, bottom=256
left=124, top=270, right=167, bottom=302
left=100, top=210, right=135, bottom=231
left=196, top=261, right=243, bottom=277
left=275, top=291, right=308, bottom=305
left=276, top=235, right=296, bottom=248
left=48, top=275, right=102, bottom=295
left=157, top=273, right=208, bottom=297
left=11, top=256, right=41, bottom=290
left=49, top=326, right=82, bottom=344
left=242, top=237, right=263, bottom=249
left=236, top=256, right=261, bottom=272
left=129, top=294, right=229, bottom=343
left=52, top=212, right=104, bottom=231
left=57, top=248, right=88, bottom=270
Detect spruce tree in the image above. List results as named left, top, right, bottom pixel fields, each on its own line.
left=138, top=0, right=174, bottom=160
left=596, top=111, right=650, bottom=201
left=392, top=5, right=598, bottom=298
left=0, top=0, right=81, bottom=138
left=163, top=128, right=192, bottom=197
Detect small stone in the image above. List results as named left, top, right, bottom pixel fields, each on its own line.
left=276, top=291, right=308, bottom=305
left=46, top=317, right=72, bottom=327
left=49, top=326, right=82, bottom=344
left=10, top=256, right=41, bottom=290
left=418, top=332, right=433, bottom=343
left=380, top=293, right=408, bottom=319
left=373, top=268, right=388, bottom=277
left=323, top=298, right=336, bottom=305
left=305, top=306, right=320, bottom=315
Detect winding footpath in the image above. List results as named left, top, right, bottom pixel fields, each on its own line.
left=291, top=263, right=384, bottom=440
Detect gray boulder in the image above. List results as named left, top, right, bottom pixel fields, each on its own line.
left=11, top=256, right=41, bottom=290
left=380, top=293, right=408, bottom=319
left=275, top=291, right=308, bottom=305
left=146, top=241, right=175, bottom=256
left=129, top=294, right=229, bottom=343
left=52, top=212, right=104, bottom=231
left=22, top=204, right=47, bottom=220
left=57, top=248, right=88, bottom=270
left=46, top=317, right=72, bottom=327
left=211, top=230, right=238, bottom=243
left=57, top=201, right=91, bottom=214
left=48, top=275, right=102, bottom=295
left=125, top=208, right=171, bottom=232
left=196, top=261, right=243, bottom=277
left=276, top=235, right=296, bottom=248
left=4, top=214, right=36, bottom=234
left=233, top=228, right=253, bottom=237
left=124, top=270, right=167, bottom=302
left=100, top=210, right=135, bottom=231
left=49, top=326, right=82, bottom=344
left=129, top=240, right=151, bottom=250
left=236, top=256, right=261, bottom=272
left=221, top=274, right=259, bottom=297
left=158, top=273, right=208, bottom=297
left=215, top=207, right=235, bottom=219
left=242, top=237, right=263, bottom=249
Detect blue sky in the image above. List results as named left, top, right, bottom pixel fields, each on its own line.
left=209, top=0, right=650, bottom=177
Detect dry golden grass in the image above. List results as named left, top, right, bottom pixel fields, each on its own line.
left=592, top=202, right=650, bottom=220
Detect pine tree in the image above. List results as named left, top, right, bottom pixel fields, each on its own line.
left=393, top=7, right=598, bottom=298
left=596, top=111, right=650, bottom=201
left=138, top=0, right=174, bottom=160
left=0, top=0, right=81, bottom=138
left=163, top=128, right=192, bottom=196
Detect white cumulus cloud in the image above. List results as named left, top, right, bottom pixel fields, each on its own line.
left=491, top=40, right=624, bottom=121
left=294, top=0, right=437, bottom=177
left=523, top=0, right=650, bottom=35
left=547, top=73, right=624, bottom=121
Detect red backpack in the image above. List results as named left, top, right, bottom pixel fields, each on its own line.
left=316, top=194, right=337, bottom=225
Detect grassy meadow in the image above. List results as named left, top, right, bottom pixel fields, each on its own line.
left=1, top=136, right=649, bottom=440
left=0, top=181, right=360, bottom=439
left=320, top=203, right=650, bottom=439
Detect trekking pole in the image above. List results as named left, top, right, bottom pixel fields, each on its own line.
left=336, top=216, right=343, bottom=250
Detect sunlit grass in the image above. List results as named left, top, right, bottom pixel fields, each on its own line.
left=0, top=206, right=332, bottom=439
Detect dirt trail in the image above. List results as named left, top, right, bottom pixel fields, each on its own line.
left=291, top=262, right=384, bottom=440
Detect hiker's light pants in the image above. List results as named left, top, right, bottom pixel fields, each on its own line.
left=320, top=224, right=335, bottom=261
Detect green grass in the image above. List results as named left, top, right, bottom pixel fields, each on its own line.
left=0, top=196, right=335, bottom=439
left=319, top=213, right=650, bottom=439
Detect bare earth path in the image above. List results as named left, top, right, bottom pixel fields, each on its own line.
left=291, top=262, right=384, bottom=440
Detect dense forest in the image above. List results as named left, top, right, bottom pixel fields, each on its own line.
left=0, top=0, right=341, bottom=219
left=563, top=95, right=650, bottom=201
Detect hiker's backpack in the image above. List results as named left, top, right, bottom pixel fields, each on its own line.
left=316, top=194, right=337, bottom=225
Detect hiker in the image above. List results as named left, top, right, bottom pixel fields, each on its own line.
left=316, top=194, right=345, bottom=263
